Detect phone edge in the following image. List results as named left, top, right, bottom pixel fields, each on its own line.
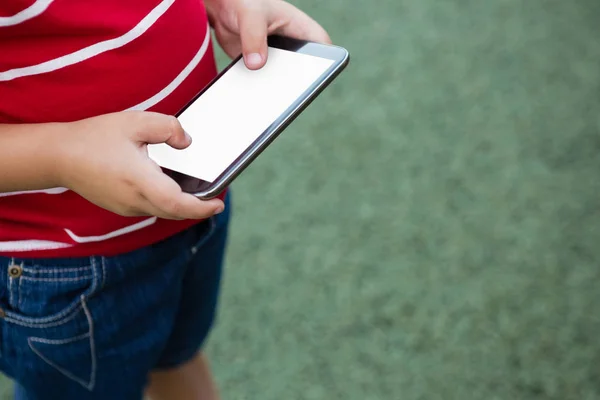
left=194, top=48, right=350, bottom=200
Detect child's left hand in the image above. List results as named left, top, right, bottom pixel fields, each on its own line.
left=205, top=0, right=331, bottom=70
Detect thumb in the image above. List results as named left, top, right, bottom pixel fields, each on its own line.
left=132, top=111, right=192, bottom=150
left=238, top=4, right=268, bottom=70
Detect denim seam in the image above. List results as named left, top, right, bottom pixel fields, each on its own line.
left=20, top=276, right=92, bottom=282
left=27, top=297, right=96, bottom=391
left=28, top=332, right=89, bottom=345
left=18, top=275, right=22, bottom=309
left=5, top=304, right=81, bottom=328
left=90, top=257, right=98, bottom=295
left=83, top=297, right=97, bottom=391
left=5, top=264, right=96, bottom=326
left=8, top=276, right=13, bottom=308
left=22, top=266, right=92, bottom=274
left=100, top=256, right=107, bottom=291
left=190, top=217, right=217, bottom=256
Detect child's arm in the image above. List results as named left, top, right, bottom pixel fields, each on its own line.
left=0, top=122, right=68, bottom=193
left=0, top=111, right=224, bottom=220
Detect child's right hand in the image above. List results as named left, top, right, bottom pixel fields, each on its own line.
left=57, top=111, right=224, bottom=220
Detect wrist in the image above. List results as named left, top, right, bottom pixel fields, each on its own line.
left=38, top=121, right=80, bottom=189
left=0, top=121, right=79, bottom=193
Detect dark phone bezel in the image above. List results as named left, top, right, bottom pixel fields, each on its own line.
left=163, top=35, right=350, bottom=199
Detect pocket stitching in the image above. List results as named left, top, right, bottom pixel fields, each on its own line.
left=190, top=217, right=217, bottom=256
left=29, top=332, right=89, bottom=345
left=8, top=276, right=13, bottom=309
left=18, top=276, right=22, bottom=309
left=4, top=257, right=101, bottom=327
left=23, top=265, right=92, bottom=274
left=100, top=256, right=107, bottom=291
left=5, top=302, right=82, bottom=328
left=27, top=297, right=96, bottom=391
left=21, top=275, right=93, bottom=282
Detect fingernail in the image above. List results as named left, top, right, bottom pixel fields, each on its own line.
left=214, top=205, right=225, bottom=215
left=246, top=53, right=262, bottom=68
left=184, top=130, right=192, bottom=143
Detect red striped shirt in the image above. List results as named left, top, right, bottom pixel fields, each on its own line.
left=0, top=0, right=225, bottom=258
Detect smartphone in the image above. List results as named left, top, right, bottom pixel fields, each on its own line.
left=148, top=35, right=350, bottom=199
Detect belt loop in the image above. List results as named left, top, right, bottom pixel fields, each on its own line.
left=100, top=256, right=107, bottom=291
left=89, top=256, right=107, bottom=293
left=89, top=256, right=99, bottom=295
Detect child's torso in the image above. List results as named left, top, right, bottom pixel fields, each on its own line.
left=0, top=0, right=223, bottom=257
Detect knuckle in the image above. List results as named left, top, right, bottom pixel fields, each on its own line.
left=167, top=115, right=182, bottom=135
left=192, top=206, right=214, bottom=220
left=129, top=110, right=147, bottom=125
left=114, top=192, right=148, bottom=217
left=161, top=196, right=183, bottom=216
left=116, top=205, right=139, bottom=217
left=127, top=112, right=149, bottom=136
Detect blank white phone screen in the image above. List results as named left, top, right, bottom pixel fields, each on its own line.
left=147, top=47, right=335, bottom=182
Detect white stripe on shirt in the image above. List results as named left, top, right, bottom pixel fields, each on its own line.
left=0, top=239, right=71, bottom=252
left=64, top=217, right=158, bottom=243
left=0, top=187, right=68, bottom=198
left=0, top=25, right=209, bottom=244
left=126, top=22, right=211, bottom=111
left=0, top=5, right=213, bottom=248
left=0, top=0, right=54, bottom=27
left=0, top=0, right=175, bottom=82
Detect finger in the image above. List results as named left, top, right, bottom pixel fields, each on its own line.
left=214, top=26, right=243, bottom=59
left=271, top=2, right=332, bottom=44
left=162, top=192, right=225, bottom=220
left=143, top=203, right=186, bottom=220
left=128, top=111, right=192, bottom=150
left=237, top=2, right=269, bottom=69
left=101, top=184, right=177, bottom=219
left=133, top=193, right=185, bottom=220
left=141, top=168, right=224, bottom=220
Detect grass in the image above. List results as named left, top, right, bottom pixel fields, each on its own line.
left=2, top=0, right=600, bottom=398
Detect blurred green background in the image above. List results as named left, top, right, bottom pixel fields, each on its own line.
left=3, top=0, right=600, bottom=398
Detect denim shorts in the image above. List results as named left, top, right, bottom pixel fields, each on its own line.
left=0, top=194, right=230, bottom=400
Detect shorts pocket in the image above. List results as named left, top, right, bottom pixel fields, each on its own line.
left=0, top=256, right=103, bottom=391
left=1, top=256, right=102, bottom=326
left=25, top=297, right=97, bottom=391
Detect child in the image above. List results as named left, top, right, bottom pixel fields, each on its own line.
left=0, top=0, right=330, bottom=398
